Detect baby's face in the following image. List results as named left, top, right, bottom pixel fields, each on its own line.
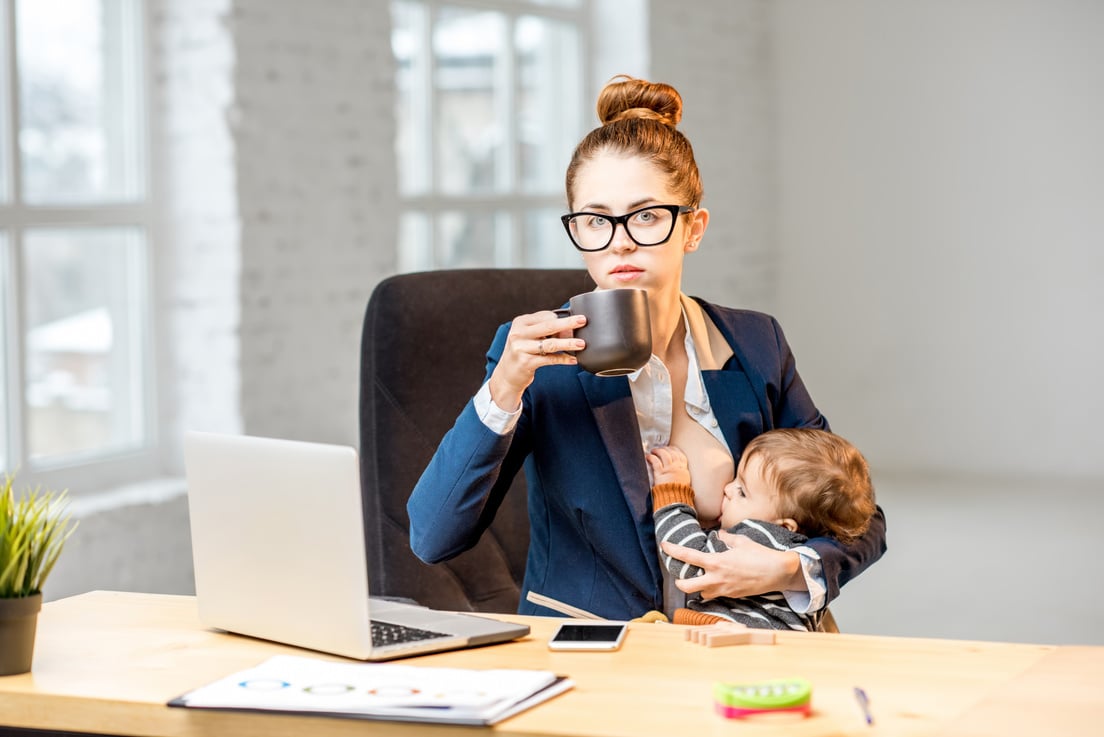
left=719, top=453, right=785, bottom=529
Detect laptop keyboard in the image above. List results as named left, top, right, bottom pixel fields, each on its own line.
left=371, top=619, right=450, bottom=647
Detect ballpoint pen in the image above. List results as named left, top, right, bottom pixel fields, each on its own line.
left=853, top=686, right=874, bottom=726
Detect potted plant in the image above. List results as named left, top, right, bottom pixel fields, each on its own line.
left=0, top=473, right=78, bottom=676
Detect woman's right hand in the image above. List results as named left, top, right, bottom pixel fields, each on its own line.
left=488, top=310, right=586, bottom=412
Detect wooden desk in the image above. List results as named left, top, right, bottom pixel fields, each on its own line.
left=1, top=591, right=1101, bottom=737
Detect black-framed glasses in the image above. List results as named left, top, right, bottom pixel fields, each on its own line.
left=560, top=204, right=695, bottom=252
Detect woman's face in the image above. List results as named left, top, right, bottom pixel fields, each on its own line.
left=569, top=151, right=706, bottom=295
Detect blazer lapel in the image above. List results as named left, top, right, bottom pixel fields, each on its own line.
left=702, top=369, right=769, bottom=453
left=577, top=371, right=661, bottom=580
left=694, top=297, right=772, bottom=449
left=578, top=372, right=648, bottom=509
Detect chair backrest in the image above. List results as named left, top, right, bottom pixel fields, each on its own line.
left=358, top=268, right=594, bottom=613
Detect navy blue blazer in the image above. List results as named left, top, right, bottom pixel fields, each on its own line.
left=408, top=298, right=887, bottom=619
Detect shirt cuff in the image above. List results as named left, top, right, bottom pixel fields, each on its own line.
left=474, top=381, right=521, bottom=435
left=782, top=545, right=827, bottom=614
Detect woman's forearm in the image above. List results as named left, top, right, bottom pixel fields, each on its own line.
left=778, top=549, right=807, bottom=592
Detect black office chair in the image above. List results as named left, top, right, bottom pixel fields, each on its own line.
left=358, top=268, right=594, bottom=613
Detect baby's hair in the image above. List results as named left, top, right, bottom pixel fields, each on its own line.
left=743, top=428, right=876, bottom=544
left=566, top=75, right=703, bottom=211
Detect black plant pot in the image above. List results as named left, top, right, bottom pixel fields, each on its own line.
left=0, top=592, right=42, bottom=676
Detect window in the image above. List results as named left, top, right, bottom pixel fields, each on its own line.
left=392, top=0, right=589, bottom=271
left=1, top=0, right=153, bottom=489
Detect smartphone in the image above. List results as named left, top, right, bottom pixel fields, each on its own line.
left=548, top=622, right=628, bottom=651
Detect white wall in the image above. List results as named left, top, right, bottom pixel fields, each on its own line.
left=644, top=0, right=1104, bottom=645
left=769, top=0, right=1104, bottom=644
left=650, top=0, right=776, bottom=310
left=772, top=0, right=1104, bottom=481
left=154, top=0, right=242, bottom=470
left=233, top=0, right=398, bottom=447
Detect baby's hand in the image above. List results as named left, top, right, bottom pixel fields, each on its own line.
left=648, top=446, right=691, bottom=487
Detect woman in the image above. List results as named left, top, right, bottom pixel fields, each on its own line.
left=408, top=76, right=886, bottom=620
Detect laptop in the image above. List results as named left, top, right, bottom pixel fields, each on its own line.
left=183, top=431, right=530, bottom=661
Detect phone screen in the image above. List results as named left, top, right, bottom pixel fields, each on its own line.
left=553, top=624, right=624, bottom=642
left=548, top=623, right=628, bottom=650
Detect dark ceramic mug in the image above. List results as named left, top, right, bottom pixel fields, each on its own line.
left=555, top=288, right=652, bottom=376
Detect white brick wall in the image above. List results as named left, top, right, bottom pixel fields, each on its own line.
left=649, top=0, right=775, bottom=312
left=232, top=0, right=398, bottom=446
left=154, top=0, right=398, bottom=456
left=152, top=0, right=242, bottom=471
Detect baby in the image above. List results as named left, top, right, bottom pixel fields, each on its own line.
left=648, top=427, right=876, bottom=630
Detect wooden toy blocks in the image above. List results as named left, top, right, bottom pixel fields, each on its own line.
left=685, top=621, right=776, bottom=647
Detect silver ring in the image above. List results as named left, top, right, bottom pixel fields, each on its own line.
left=537, top=339, right=547, bottom=356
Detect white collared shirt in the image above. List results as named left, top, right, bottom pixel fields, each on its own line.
left=629, top=311, right=727, bottom=476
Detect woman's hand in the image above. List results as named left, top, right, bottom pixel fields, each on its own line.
left=661, top=532, right=807, bottom=600
left=488, top=311, right=586, bottom=412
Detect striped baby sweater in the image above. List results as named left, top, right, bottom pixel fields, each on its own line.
left=652, top=483, right=820, bottom=631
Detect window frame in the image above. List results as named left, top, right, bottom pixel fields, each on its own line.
left=0, top=0, right=161, bottom=493
left=393, top=0, right=594, bottom=271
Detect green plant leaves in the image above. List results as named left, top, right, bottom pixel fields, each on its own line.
left=0, top=474, right=79, bottom=598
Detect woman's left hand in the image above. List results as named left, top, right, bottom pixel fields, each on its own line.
left=661, top=533, right=807, bottom=600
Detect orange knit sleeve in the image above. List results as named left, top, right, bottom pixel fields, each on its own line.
left=651, top=482, right=695, bottom=510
